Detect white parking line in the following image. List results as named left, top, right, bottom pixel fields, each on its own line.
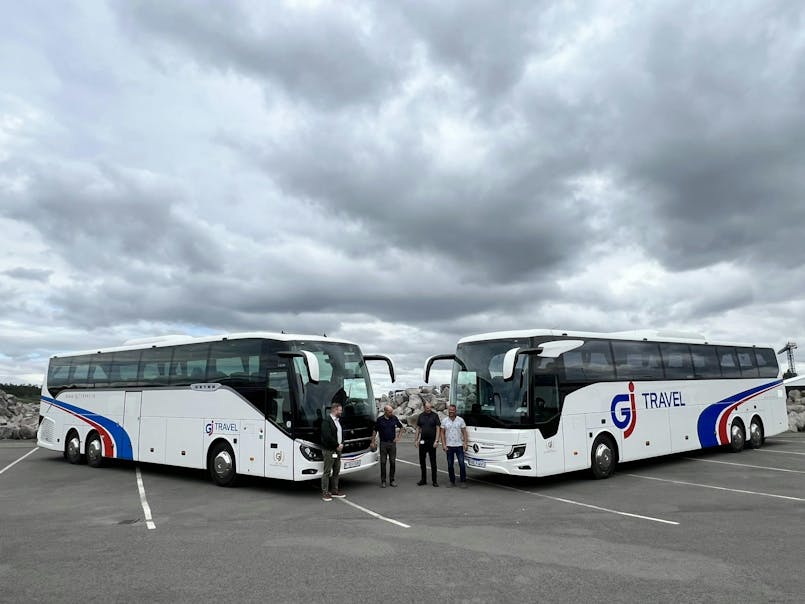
left=756, top=449, right=805, bottom=457
left=0, top=447, right=39, bottom=475
left=627, top=473, right=805, bottom=502
left=135, top=466, right=156, bottom=530
left=396, top=459, right=678, bottom=526
left=337, top=498, right=410, bottom=528
left=682, top=457, right=805, bottom=475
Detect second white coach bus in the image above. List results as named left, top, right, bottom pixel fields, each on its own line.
left=425, top=329, right=786, bottom=479
left=38, top=333, right=394, bottom=486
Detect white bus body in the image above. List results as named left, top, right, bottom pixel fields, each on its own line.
left=425, top=329, right=786, bottom=479
left=38, top=333, right=395, bottom=485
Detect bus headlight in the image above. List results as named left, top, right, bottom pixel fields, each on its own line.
left=299, top=445, right=323, bottom=461
left=507, top=444, right=526, bottom=459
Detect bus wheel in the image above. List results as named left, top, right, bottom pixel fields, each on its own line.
left=748, top=417, right=764, bottom=449
left=590, top=434, right=617, bottom=479
left=86, top=432, right=104, bottom=468
left=729, top=420, right=746, bottom=453
left=209, top=442, right=238, bottom=487
left=65, top=430, right=83, bottom=464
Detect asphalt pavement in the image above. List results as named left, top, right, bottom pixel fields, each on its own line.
left=2, top=433, right=805, bottom=603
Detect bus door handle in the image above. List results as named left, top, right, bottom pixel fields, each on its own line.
left=270, top=443, right=278, bottom=448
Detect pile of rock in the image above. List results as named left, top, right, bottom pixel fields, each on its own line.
left=376, top=385, right=451, bottom=430
left=787, top=389, right=805, bottom=432
left=0, top=390, right=38, bottom=439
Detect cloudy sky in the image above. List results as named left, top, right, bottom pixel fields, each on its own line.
left=2, top=0, right=805, bottom=391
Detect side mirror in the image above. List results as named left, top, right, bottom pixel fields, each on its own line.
left=502, top=340, right=584, bottom=380
left=278, top=350, right=320, bottom=383
left=424, top=354, right=467, bottom=383
left=363, top=354, right=396, bottom=383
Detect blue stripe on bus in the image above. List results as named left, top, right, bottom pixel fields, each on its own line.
left=696, top=379, right=782, bottom=448
left=41, top=395, right=134, bottom=460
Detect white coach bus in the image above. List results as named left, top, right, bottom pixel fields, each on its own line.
left=38, top=333, right=395, bottom=486
left=425, top=329, right=786, bottom=479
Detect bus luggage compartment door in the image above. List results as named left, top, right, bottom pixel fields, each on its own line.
left=264, top=422, right=293, bottom=480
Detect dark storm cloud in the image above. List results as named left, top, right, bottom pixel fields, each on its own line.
left=590, top=2, right=805, bottom=271
left=4, top=159, right=223, bottom=275
left=2, top=267, right=52, bottom=282
left=114, top=1, right=407, bottom=109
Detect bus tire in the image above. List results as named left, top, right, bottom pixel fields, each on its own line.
left=209, top=441, right=238, bottom=487
left=729, top=420, right=746, bottom=453
left=748, top=417, right=764, bottom=449
left=590, top=434, right=617, bottom=479
left=65, top=430, right=83, bottom=464
left=86, top=432, right=104, bottom=468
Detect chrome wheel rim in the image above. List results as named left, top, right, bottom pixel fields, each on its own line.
left=731, top=424, right=744, bottom=448
left=87, top=438, right=101, bottom=463
left=595, top=442, right=612, bottom=472
left=213, top=450, right=233, bottom=479
left=67, top=436, right=80, bottom=459
left=750, top=422, right=762, bottom=447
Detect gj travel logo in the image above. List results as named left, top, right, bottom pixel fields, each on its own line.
left=205, top=421, right=214, bottom=436
left=611, top=382, right=637, bottom=438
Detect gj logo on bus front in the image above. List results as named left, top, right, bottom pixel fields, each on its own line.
left=611, top=382, right=637, bottom=438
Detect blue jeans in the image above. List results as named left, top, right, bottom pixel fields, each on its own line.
left=446, top=446, right=466, bottom=483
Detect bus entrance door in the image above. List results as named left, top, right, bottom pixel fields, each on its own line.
left=123, top=391, right=142, bottom=460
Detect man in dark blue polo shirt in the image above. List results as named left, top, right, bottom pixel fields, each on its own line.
left=370, top=404, right=404, bottom=488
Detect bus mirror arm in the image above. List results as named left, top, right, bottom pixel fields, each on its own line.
left=502, top=347, right=540, bottom=381
left=363, top=355, right=396, bottom=383
left=503, top=340, right=586, bottom=380
left=278, top=350, right=320, bottom=383
left=424, top=354, right=466, bottom=383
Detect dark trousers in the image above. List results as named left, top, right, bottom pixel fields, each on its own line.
left=322, top=450, right=341, bottom=493
left=379, top=441, right=396, bottom=482
left=418, top=442, right=437, bottom=482
left=446, top=446, right=467, bottom=483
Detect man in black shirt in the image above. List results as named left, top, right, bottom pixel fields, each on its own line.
left=415, top=401, right=441, bottom=486
left=370, top=404, right=403, bottom=488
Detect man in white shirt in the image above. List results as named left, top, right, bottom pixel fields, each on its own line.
left=440, top=404, right=468, bottom=488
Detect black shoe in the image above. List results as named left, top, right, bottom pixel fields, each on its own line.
left=446, top=481, right=455, bottom=488
left=417, top=480, right=426, bottom=486
left=381, top=481, right=386, bottom=488
left=390, top=480, right=397, bottom=487
left=433, top=482, right=439, bottom=487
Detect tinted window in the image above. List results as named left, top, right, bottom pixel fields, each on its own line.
left=660, top=343, right=694, bottom=380
left=169, top=343, right=210, bottom=386
left=47, top=358, right=71, bottom=390
left=108, top=349, right=142, bottom=387
left=139, top=346, right=174, bottom=386
left=736, top=347, right=759, bottom=377
left=562, top=340, right=615, bottom=382
left=691, top=345, right=721, bottom=379
left=209, top=339, right=263, bottom=384
left=717, top=347, right=741, bottom=378
left=755, top=348, right=779, bottom=378
left=612, top=341, right=664, bottom=380
left=267, top=369, right=293, bottom=432
left=89, top=354, right=111, bottom=387
left=69, top=355, right=93, bottom=388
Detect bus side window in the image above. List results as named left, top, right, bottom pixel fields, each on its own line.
left=736, top=347, right=759, bottom=377
left=755, top=348, right=780, bottom=378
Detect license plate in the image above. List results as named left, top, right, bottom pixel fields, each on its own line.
left=343, top=459, right=361, bottom=469
left=467, top=458, right=486, bottom=468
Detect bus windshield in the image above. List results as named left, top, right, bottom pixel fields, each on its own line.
left=290, top=341, right=375, bottom=437
left=452, top=338, right=560, bottom=427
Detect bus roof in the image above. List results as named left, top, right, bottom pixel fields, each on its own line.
left=456, top=329, right=772, bottom=348
left=51, top=332, right=358, bottom=358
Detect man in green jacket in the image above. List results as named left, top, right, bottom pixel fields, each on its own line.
left=321, top=402, right=346, bottom=501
